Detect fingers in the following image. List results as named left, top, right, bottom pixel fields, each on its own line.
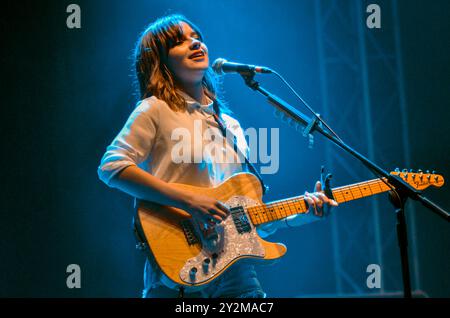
left=313, top=181, right=338, bottom=206
left=303, top=194, right=314, bottom=212
left=200, top=201, right=230, bottom=225
left=304, top=190, right=339, bottom=216
left=315, top=180, right=322, bottom=192
left=305, top=191, right=322, bottom=207
left=315, top=192, right=338, bottom=206
left=207, top=201, right=229, bottom=221
left=216, top=201, right=231, bottom=216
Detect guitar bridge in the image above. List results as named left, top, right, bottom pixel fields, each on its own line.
left=181, top=220, right=199, bottom=245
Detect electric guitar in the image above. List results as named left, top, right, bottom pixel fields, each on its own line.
left=134, top=169, right=444, bottom=292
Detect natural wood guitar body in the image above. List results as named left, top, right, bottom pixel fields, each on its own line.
left=135, top=173, right=287, bottom=291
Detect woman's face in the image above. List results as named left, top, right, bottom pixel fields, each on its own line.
left=166, top=22, right=209, bottom=85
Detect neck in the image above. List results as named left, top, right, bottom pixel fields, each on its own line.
left=179, top=81, right=205, bottom=104
left=246, top=177, right=393, bottom=226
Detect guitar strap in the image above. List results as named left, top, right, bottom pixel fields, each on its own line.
left=212, top=102, right=269, bottom=195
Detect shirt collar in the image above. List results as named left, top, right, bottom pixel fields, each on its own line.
left=178, top=90, right=215, bottom=114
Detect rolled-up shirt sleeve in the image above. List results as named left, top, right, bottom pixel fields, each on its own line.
left=97, top=98, right=160, bottom=187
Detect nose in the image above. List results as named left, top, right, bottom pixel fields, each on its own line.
left=189, top=38, right=201, bottom=50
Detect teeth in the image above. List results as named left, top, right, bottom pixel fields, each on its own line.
left=190, top=52, right=203, bottom=58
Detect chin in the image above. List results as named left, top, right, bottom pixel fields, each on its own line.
left=187, top=57, right=209, bottom=68
left=192, top=62, right=209, bottom=70
left=190, top=64, right=209, bottom=72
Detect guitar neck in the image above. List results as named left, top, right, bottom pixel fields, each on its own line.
left=247, top=177, right=392, bottom=226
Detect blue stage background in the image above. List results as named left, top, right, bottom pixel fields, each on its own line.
left=1, top=0, right=449, bottom=297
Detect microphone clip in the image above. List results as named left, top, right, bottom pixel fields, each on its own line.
left=303, top=113, right=322, bottom=149
left=240, top=72, right=259, bottom=91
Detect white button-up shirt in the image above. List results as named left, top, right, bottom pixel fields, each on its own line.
left=97, top=94, right=250, bottom=188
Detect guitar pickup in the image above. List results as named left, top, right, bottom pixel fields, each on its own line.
left=181, top=220, right=199, bottom=245
left=231, top=206, right=252, bottom=234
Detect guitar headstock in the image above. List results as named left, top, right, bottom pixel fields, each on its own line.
left=390, top=168, right=445, bottom=190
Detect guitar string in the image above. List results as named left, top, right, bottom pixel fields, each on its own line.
left=246, top=178, right=393, bottom=225
left=236, top=173, right=433, bottom=226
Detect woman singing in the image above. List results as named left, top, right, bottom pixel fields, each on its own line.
left=97, top=14, right=336, bottom=298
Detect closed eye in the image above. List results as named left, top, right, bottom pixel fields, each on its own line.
left=190, top=32, right=201, bottom=40
left=169, top=37, right=185, bottom=48
left=170, top=32, right=202, bottom=48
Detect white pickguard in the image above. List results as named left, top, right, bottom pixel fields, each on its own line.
left=179, top=195, right=265, bottom=285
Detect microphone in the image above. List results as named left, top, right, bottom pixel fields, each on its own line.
left=212, top=58, right=273, bottom=75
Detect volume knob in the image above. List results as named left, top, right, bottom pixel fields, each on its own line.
left=202, top=258, right=211, bottom=273
left=189, top=267, right=198, bottom=281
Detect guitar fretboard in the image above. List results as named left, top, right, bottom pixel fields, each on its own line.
left=247, top=178, right=392, bottom=226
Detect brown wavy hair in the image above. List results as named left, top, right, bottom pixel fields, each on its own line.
left=133, top=14, right=228, bottom=113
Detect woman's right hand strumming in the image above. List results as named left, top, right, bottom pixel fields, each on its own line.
left=110, top=165, right=230, bottom=226
left=181, top=193, right=230, bottom=226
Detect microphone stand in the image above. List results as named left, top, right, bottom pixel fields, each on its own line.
left=239, top=72, right=449, bottom=298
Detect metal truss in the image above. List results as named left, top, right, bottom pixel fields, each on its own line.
left=313, top=0, right=419, bottom=296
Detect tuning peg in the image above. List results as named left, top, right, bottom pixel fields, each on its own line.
left=432, top=170, right=436, bottom=174
left=401, top=168, right=408, bottom=178
left=401, top=169, right=408, bottom=178
left=418, top=169, right=423, bottom=173
left=409, top=169, right=414, bottom=173
left=395, top=167, right=400, bottom=172
left=426, top=170, right=430, bottom=174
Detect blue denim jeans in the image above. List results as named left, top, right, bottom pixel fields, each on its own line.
left=142, top=259, right=266, bottom=298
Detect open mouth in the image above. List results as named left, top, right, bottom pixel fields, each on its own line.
left=188, top=50, right=205, bottom=59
